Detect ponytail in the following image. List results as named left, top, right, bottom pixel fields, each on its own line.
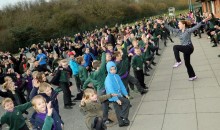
left=180, top=20, right=192, bottom=28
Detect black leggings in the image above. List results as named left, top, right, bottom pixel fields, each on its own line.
left=93, top=117, right=106, bottom=130
left=173, top=44, right=196, bottom=78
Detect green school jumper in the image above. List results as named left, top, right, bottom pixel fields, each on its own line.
left=78, top=65, right=88, bottom=83
left=0, top=102, right=32, bottom=130
left=83, top=53, right=106, bottom=91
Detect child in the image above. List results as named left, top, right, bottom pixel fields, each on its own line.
left=82, top=53, right=113, bottom=124
left=22, top=69, right=33, bottom=101
left=29, top=81, right=61, bottom=115
left=0, top=78, right=27, bottom=106
left=50, top=59, right=74, bottom=109
left=76, top=56, right=88, bottom=87
left=0, top=98, right=32, bottom=130
left=80, top=88, right=117, bottom=130
left=104, top=61, right=130, bottom=127
left=30, top=95, right=63, bottom=130
left=84, top=47, right=95, bottom=72
left=114, top=51, right=147, bottom=95
left=131, top=47, right=148, bottom=89
left=52, top=53, right=59, bottom=72
left=69, top=51, right=81, bottom=93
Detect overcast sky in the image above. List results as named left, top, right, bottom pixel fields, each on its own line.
left=0, top=0, right=32, bottom=9
left=0, top=0, right=50, bottom=10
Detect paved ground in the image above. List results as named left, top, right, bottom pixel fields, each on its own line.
left=127, top=34, right=220, bottom=130
left=1, top=32, right=220, bottom=130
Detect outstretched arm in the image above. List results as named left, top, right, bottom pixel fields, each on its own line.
left=188, top=16, right=211, bottom=33
left=157, top=19, right=179, bottom=33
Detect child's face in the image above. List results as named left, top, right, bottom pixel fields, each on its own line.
left=116, top=53, right=122, bottom=61
left=62, top=63, right=68, bottom=68
left=81, top=60, right=85, bottom=65
left=70, top=55, right=74, bottom=59
left=90, top=93, right=98, bottom=101
left=107, top=45, right=113, bottom=51
left=106, top=54, right=112, bottom=62
left=34, top=98, right=46, bottom=113
left=44, top=87, right=52, bottom=97
left=26, top=70, right=31, bottom=75
left=4, top=101, right=14, bottom=111
left=135, top=49, right=141, bottom=55
left=110, top=66, right=116, bottom=74
left=117, top=39, right=122, bottom=45
left=42, top=74, right=47, bottom=81
left=85, top=48, right=90, bottom=54
left=133, top=41, right=138, bottom=47
left=90, top=43, right=94, bottom=47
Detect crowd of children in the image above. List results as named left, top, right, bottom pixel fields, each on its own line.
left=0, top=11, right=219, bottom=130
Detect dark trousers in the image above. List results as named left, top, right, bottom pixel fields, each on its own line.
left=133, top=69, right=146, bottom=88
left=113, top=97, right=130, bottom=125
left=122, top=74, right=144, bottom=94
left=173, top=45, right=196, bottom=78
left=92, top=117, right=106, bottom=130
left=98, top=88, right=109, bottom=122
left=73, top=75, right=82, bottom=92
left=19, top=124, right=29, bottom=130
left=60, top=82, right=72, bottom=106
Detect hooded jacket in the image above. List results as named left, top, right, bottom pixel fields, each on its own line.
left=104, top=61, right=128, bottom=102
left=69, top=59, right=79, bottom=75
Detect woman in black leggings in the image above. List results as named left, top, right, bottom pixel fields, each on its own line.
left=157, top=16, right=210, bottom=81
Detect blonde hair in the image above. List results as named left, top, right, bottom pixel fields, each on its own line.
left=4, top=76, right=12, bottom=82
left=81, top=88, right=97, bottom=106
left=38, top=82, right=51, bottom=93
left=31, top=95, right=46, bottom=110
left=2, top=82, right=9, bottom=90
left=32, top=71, right=39, bottom=79
left=60, top=59, right=68, bottom=64
left=1, top=98, right=13, bottom=108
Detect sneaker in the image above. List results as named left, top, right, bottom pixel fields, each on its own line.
left=189, top=76, right=197, bottom=81
left=173, top=62, right=182, bottom=68
left=104, top=119, right=114, bottom=125
left=212, top=44, right=217, bottom=47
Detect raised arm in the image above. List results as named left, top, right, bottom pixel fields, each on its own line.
left=164, top=24, right=179, bottom=33
left=187, top=22, right=203, bottom=33
left=157, top=19, right=179, bottom=33
left=188, top=16, right=211, bottom=33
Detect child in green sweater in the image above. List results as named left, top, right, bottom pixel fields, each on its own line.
left=76, top=56, right=88, bottom=85
left=131, top=47, right=148, bottom=89
left=82, top=53, right=113, bottom=124
left=0, top=98, right=32, bottom=130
